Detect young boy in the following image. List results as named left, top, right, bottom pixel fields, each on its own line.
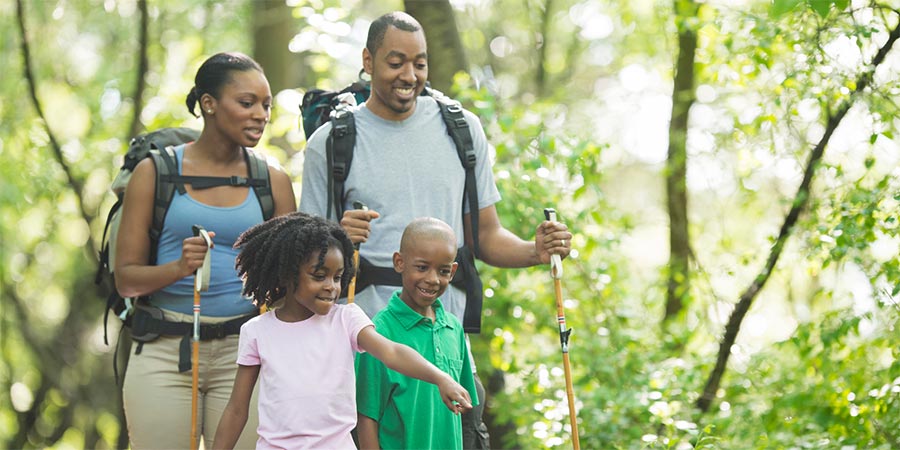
left=355, top=217, right=480, bottom=450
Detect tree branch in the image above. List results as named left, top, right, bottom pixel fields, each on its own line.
left=696, top=17, right=900, bottom=412
left=6, top=282, right=54, bottom=449
left=15, top=0, right=97, bottom=255
left=128, top=0, right=150, bottom=138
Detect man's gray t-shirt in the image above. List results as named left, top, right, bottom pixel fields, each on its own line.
left=299, top=96, right=501, bottom=323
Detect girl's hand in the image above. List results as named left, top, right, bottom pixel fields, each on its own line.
left=436, top=375, right=473, bottom=414
left=178, top=231, right=216, bottom=277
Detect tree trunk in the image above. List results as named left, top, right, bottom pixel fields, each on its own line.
left=404, top=0, right=467, bottom=93
left=253, top=0, right=301, bottom=94
left=664, top=0, right=698, bottom=324
left=534, top=0, right=554, bottom=97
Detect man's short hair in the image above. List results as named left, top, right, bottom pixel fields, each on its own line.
left=366, top=11, right=423, bottom=57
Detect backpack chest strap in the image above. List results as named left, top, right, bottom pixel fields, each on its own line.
left=159, top=174, right=267, bottom=192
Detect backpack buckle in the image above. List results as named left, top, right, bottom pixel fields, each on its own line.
left=463, top=148, right=477, bottom=169
left=229, top=176, right=249, bottom=186
left=333, top=122, right=350, bottom=138
left=332, top=162, right=348, bottom=181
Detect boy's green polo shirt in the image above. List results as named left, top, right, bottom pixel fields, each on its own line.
left=356, top=291, right=479, bottom=450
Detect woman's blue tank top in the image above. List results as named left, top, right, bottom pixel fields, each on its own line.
left=150, top=145, right=261, bottom=317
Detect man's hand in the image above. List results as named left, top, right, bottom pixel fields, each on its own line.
left=340, top=208, right=380, bottom=245
left=535, top=220, right=572, bottom=265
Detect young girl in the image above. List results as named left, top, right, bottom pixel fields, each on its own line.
left=213, top=212, right=472, bottom=449
left=115, top=52, right=295, bottom=449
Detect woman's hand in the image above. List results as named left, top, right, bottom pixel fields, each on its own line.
left=177, top=231, right=216, bottom=278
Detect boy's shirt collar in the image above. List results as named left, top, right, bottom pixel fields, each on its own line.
left=387, top=291, right=455, bottom=331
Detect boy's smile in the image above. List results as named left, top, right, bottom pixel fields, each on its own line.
left=394, top=236, right=457, bottom=317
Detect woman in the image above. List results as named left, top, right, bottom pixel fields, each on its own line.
left=115, top=52, right=295, bottom=449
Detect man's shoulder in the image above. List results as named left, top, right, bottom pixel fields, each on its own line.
left=421, top=93, right=481, bottom=121
left=305, top=120, right=332, bottom=151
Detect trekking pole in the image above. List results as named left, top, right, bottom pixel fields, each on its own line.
left=347, top=201, right=367, bottom=304
left=190, top=225, right=213, bottom=450
left=544, top=208, right=580, bottom=450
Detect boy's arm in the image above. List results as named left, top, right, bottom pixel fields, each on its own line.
left=357, top=414, right=380, bottom=449
left=357, top=325, right=472, bottom=413
left=212, top=364, right=260, bottom=450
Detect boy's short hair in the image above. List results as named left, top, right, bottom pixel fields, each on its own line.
left=399, top=217, right=456, bottom=254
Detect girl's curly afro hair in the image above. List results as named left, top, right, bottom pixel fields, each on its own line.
left=233, top=212, right=355, bottom=308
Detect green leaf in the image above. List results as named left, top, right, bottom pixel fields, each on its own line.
left=808, top=0, right=833, bottom=18
left=771, top=0, right=802, bottom=17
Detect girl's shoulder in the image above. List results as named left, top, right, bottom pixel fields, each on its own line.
left=243, top=309, right=276, bottom=329
left=330, top=303, right=373, bottom=331
left=332, top=302, right=367, bottom=318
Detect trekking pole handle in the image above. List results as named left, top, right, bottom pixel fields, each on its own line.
left=543, top=208, right=563, bottom=279
left=352, top=201, right=368, bottom=250
left=192, top=225, right=213, bottom=292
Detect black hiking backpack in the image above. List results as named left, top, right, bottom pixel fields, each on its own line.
left=299, top=82, right=485, bottom=333
left=95, top=127, right=275, bottom=344
left=300, top=78, right=371, bottom=140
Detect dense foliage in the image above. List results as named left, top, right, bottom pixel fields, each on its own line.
left=1, top=0, right=898, bottom=449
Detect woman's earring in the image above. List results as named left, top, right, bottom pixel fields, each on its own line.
left=207, top=109, right=213, bottom=114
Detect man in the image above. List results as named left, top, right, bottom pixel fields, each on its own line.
left=300, top=11, right=572, bottom=449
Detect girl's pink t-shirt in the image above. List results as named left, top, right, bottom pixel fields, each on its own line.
left=237, top=304, right=373, bottom=449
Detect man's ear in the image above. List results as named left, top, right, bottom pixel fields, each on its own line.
left=362, top=48, right=373, bottom=75
left=393, top=251, right=404, bottom=273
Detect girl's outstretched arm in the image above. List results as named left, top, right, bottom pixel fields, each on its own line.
left=212, top=364, right=260, bottom=450
left=357, top=325, right=473, bottom=414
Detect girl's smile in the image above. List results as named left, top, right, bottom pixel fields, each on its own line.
left=277, top=246, right=345, bottom=322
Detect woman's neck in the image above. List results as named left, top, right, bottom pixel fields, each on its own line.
left=191, top=132, right=244, bottom=164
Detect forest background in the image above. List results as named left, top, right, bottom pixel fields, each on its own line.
left=2, top=0, right=899, bottom=449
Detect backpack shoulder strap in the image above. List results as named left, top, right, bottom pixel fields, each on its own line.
left=148, top=146, right=179, bottom=265
left=244, top=148, right=275, bottom=220
left=326, top=107, right=357, bottom=221
left=433, top=93, right=480, bottom=258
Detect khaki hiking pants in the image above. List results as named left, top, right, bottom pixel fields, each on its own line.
left=123, top=310, right=259, bottom=450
